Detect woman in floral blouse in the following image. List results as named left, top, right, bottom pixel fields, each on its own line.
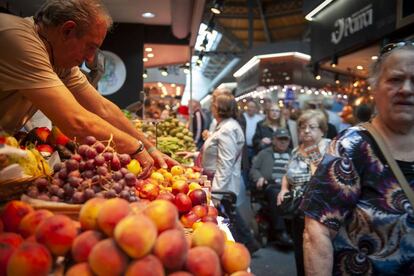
left=301, top=43, right=414, bottom=275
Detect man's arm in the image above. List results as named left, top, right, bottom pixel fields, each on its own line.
left=71, top=83, right=178, bottom=168
left=303, top=216, right=336, bottom=276
left=20, top=85, right=156, bottom=176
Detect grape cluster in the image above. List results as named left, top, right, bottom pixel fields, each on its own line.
left=27, top=136, right=139, bottom=203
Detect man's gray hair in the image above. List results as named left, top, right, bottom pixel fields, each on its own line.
left=368, top=44, right=414, bottom=89
left=34, top=0, right=113, bottom=36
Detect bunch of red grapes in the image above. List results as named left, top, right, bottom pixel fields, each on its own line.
left=27, top=136, right=139, bottom=204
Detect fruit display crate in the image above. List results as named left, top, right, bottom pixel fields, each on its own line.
left=0, top=177, right=39, bottom=203
left=21, top=195, right=82, bottom=220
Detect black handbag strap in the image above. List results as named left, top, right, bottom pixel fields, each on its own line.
left=361, top=122, right=414, bottom=208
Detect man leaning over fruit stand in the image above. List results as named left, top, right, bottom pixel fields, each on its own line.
left=0, top=0, right=178, bottom=177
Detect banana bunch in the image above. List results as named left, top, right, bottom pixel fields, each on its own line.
left=1, top=135, right=52, bottom=178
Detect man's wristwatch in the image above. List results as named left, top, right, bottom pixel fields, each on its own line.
left=130, top=140, right=145, bottom=156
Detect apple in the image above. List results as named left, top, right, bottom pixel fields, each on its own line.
left=172, top=180, right=189, bottom=195
left=180, top=211, right=200, bottom=228
left=36, top=144, right=54, bottom=157
left=191, top=205, right=208, bottom=218
left=156, top=191, right=175, bottom=203
left=174, top=193, right=192, bottom=214
left=207, top=206, right=219, bottom=217
left=201, top=216, right=218, bottom=224
left=188, top=189, right=207, bottom=206
left=139, top=182, right=160, bottom=201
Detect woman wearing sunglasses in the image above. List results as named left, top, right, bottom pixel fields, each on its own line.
left=302, top=42, right=414, bottom=275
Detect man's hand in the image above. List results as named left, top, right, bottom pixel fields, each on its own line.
left=134, top=149, right=154, bottom=179
left=256, top=177, right=267, bottom=190
left=149, top=148, right=179, bottom=168
left=277, top=188, right=289, bottom=205
left=261, top=137, right=271, bottom=145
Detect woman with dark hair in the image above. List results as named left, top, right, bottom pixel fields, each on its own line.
left=179, top=89, right=261, bottom=253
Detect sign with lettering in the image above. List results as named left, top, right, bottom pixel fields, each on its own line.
left=310, top=0, right=396, bottom=62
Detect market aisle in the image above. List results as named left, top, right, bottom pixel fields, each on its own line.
left=250, top=246, right=296, bottom=276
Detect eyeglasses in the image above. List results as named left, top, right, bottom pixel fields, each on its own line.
left=380, top=41, right=414, bottom=57
left=269, top=109, right=280, bottom=112
left=299, top=124, right=320, bottom=131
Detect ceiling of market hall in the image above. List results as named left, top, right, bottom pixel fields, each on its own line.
left=5, top=0, right=378, bottom=83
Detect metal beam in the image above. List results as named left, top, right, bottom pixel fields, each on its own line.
left=255, top=0, right=271, bottom=43
left=248, top=0, right=254, bottom=49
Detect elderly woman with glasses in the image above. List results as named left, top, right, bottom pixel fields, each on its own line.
left=301, top=42, right=414, bottom=274
left=276, top=109, right=331, bottom=276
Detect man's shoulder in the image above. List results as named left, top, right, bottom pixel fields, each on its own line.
left=0, top=14, right=33, bottom=32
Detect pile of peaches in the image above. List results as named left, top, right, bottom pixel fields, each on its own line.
left=0, top=198, right=253, bottom=276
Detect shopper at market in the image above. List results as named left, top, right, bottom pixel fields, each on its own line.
left=276, top=109, right=330, bottom=276
left=252, top=103, right=287, bottom=154
left=188, top=99, right=206, bottom=150
left=301, top=43, right=414, bottom=274
left=0, top=0, right=177, bottom=177
left=179, top=89, right=261, bottom=253
left=250, top=128, right=293, bottom=247
left=241, top=99, right=264, bottom=161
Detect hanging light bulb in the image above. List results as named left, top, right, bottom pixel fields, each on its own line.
left=160, top=67, right=168, bottom=76
left=142, top=69, right=148, bottom=79
left=200, top=36, right=208, bottom=51
left=211, top=0, right=224, bottom=14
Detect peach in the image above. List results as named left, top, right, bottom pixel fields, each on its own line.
left=191, top=222, right=225, bottom=256
left=139, top=182, right=160, bottom=201
left=71, top=230, right=103, bottom=263
left=174, top=193, right=192, bottom=214
left=35, top=215, right=78, bottom=256
left=0, top=233, right=23, bottom=248
left=172, top=180, right=189, bottom=195
left=185, top=246, right=221, bottom=276
left=7, top=242, right=52, bottom=276
left=169, top=272, right=194, bottom=276
left=230, top=271, right=255, bottom=276
left=125, top=254, right=165, bottom=276
left=143, top=199, right=178, bottom=232
left=201, top=215, right=218, bottom=224
left=129, top=199, right=150, bottom=214
left=221, top=242, right=251, bottom=274
left=0, top=201, right=33, bottom=233
left=79, top=198, right=105, bottom=230
left=154, top=229, right=188, bottom=271
left=65, top=262, right=94, bottom=276
left=180, top=211, right=200, bottom=228
left=18, top=210, right=54, bottom=238
left=114, top=214, right=157, bottom=259
left=88, top=238, right=128, bottom=276
left=156, top=190, right=175, bottom=203
left=97, top=198, right=130, bottom=236
left=207, top=206, right=218, bottom=217
left=0, top=242, right=15, bottom=276
left=191, top=205, right=208, bottom=218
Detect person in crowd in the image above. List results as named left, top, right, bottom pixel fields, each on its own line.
left=250, top=128, right=293, bottom=246
left=189, top=99, right=205, bottom=150
left=253, top=103, right=286, bottom=154
left=301, top=43, right=414, bottom=274
left=241, top=99, right=264, bottom=162
left=277, top=109, right=331, bottom=276
left=282, top=106, right=299, bottom=149
left=179, top=89, right=261, bottom=254
left=354, top=103, right=373, bottom=123
left=0, top=0, right=177, bottom=177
